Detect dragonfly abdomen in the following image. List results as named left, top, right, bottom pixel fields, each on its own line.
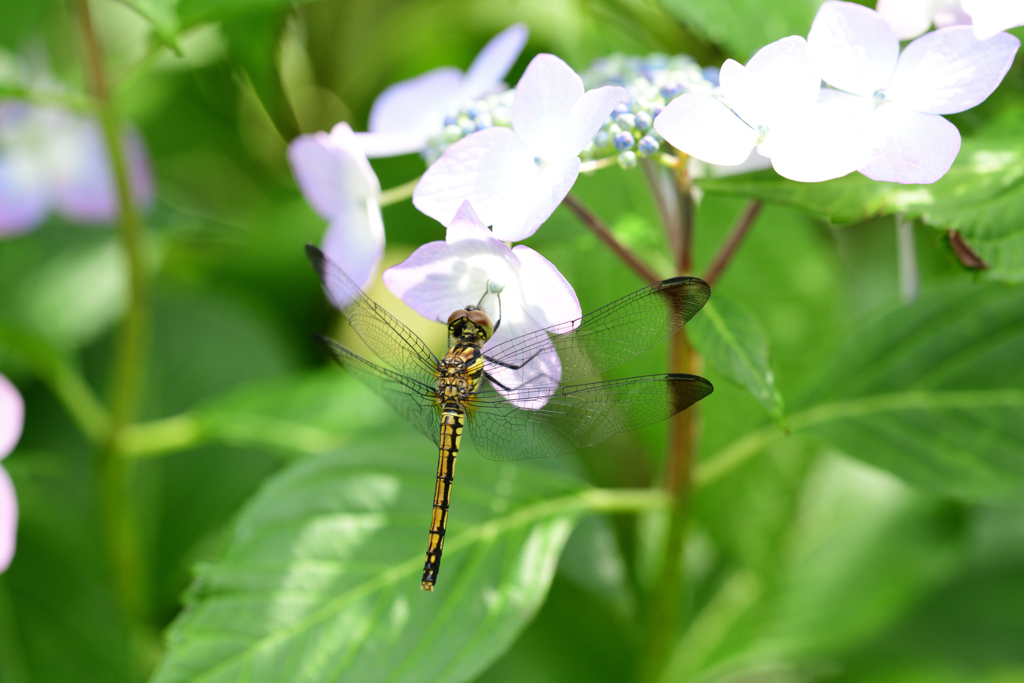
left=422, top=410, right=463, bottom=591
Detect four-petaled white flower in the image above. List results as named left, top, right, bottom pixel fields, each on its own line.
left=383, top=200, right=581, bottom=408
left=0, top=373, right=23, bottom=573
left=412, top=54, right=626, bottom=242
left=877, top=0, right=1024, bottom=40
left=809, top=0, right=1019, bottom=184
left=654, top=36, right=874, bottom=182
left=288, top=121, right=385, bottom=291
left=0, top=102, right=153, bottom=236
left=353, top=24, right=529, bottom=159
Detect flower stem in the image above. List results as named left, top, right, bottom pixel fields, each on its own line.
left=561, top=194, right=660, bottom=284
left=896, top=213, right=919, bottom=303
left=77, top=0, right=150, bottom=627
left=675, top=164, right=695, bottom=274
left=703, top=200, right=763, bottom=286
left=378, top=176, right=419, bottom=207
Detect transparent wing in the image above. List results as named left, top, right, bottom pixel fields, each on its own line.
left=463, top=374, right=713, bottom=461
left=314, top=334, right=441, bottom=445
left=307, top=244, right=440, bottom=386
left=483, top=277, right=710, bottom=390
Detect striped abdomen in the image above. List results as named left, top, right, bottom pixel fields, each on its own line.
left=421, top=411, right=463, bottom=591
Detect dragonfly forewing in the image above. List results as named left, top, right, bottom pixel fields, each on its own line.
left=481, top=276, right=710, bottom=392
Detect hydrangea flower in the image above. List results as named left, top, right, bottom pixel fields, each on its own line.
left=0, top=102, right=153, bottom=236
left=383, top=200, right=581, bottom=408
left=413, top=54, right=626, bottom=241
left=0, top=373, right=23, bottom=573
left=877, top=0, right=1024, bottom=40
left=288, top=121, right=384, bottom=290
left=653, top=36, right=874, bottom=182
left=808, top=0, right=1020, bottom=183
left=353, top=24, right=528, bottom=159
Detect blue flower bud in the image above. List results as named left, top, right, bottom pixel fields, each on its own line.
left=475, top=113, right=493, bottom=130
left=614, top=113, right=636, bottom=131
left=617, top=150, right=638, bottom=169
left=593, top=130, right=610, bottom=148
left=612, top=102, right=631, bottom=117
left=637, top=135, right=659, bottom=156
left=443, top=113, right=458, bottom=127
left=660, top=81, right=684, bottom=100
left=634, top=110, right=653, bottom=132
left=613, top=130, right=635, bottom=151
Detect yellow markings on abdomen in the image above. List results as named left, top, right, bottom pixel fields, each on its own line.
left=421, top=411, right=463, bottom=591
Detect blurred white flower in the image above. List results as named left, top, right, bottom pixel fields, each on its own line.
left=0, top=373, right=23, bottom=573
left=413, top=54, right=626, bottom=241
left=0, top=102, right=153, bottom=236
left=288, top=121, right=384, bottom=290
left=877, top=0, right=1024, bottom=40
left=353, top=24, right=529, bottom=158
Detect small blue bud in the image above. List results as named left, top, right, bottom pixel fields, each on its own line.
left=651, top=105, right=664, bottom=120
left=475, top=113, right=493, bottom=130
left=593, top=130, right=610, bottom=148
left=617, top=150, right=638, bottom=169
left=614, top=113, right=636, bottom=131
left=660, top=81, right=684, bottom=100
left=637, top=135, right=660, bottom=156
left=443, top=113, right=458, bottom=127
left=634, top=110, right=653, bottom=132
left=607, top=123, right=622, bottom=137
left=613, top=130, right=636, bottom=151
left=612, top=102, right=631, bottom=117
left=466, top=104, right=484, bottom=119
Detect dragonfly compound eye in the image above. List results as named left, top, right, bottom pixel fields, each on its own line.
left=465, top=309, right=494, bottom=339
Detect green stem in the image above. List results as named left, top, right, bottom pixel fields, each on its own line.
left=77, top=0, right=150, bottom=626
left=0, top=578, right=31, bottom=683
left=378, top=176, right=420, bottom=207
left=0, top=324, right=110, bottom=444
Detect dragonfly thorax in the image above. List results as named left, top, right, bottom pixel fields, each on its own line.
left=437, top=344, right=485, bottom=411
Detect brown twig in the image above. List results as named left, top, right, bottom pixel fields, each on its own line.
left=561, top=193, right=660, bottom=284
left=702, top=200, right=763, bottom=286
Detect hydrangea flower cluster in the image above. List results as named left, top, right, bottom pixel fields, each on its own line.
left=579, top=53, right=715, bottom=169
left=423, top=89, right=514, bottom=164
left=0, top=373, right=23, bottom=573
left=655, top=1, right=1020, bottom=184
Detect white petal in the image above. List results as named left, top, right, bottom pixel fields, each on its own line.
left=353, top=131, right=428, bottom=158
left=765, top=96, right=877, bottom=182
left=512, top=246, right=581, bottom=328
left=482, top=246, right=580, bottom=410
left=654, top=94, right=758, bottom=166
left=0, top=465, right=16, bottom=573
left=720, top=36, right=821, bottom=128
left=367, top=66, right=464, bottom=137
left=887, top=26, right=1020, bottom=114
left=932, top=0, right=972, bottom=27
left=876, top=0, right=935, bottom=39
left=461, top=24, right=530, bottom=99
left=962, top=0, right=1024, bottom=39
left=0, top=374, right=24, bottom=460
left=319, top=196, right=385, bottom=294
left=512, top=54, right=585, bottom=154
left=0, top=153, right=48, bottom=235
left=413, top=126, right=537, bottom=236
left=447, top=200, right=522, bottom=269
left=858, top=105, right=961, bottom=184
left=809, top=1, right=899, bottom=97
left=52, top=118, right=119, bottom=223
left=562, top=86, right=628, bottom=158
left=514, top=156, right=580, bottom=242
left=288, top=122, right=380, bottom=220
left=382, top=240, right=468, bottom=323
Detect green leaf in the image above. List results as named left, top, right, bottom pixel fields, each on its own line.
left=116, top=0, right=181, bottom=52
left=688, top=296, right=786, bottom=425
left=151, top=439, right=665, bottom=683
left=657, top=0, right=823, bottom=59
left=177, top=0, right=322, bottom=29
left=700, top=282, right=1024, bottom=501
left=697, top=113, right=1024, bottom=283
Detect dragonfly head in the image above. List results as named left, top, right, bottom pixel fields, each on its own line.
left=447, top=306, right=494, bottom=344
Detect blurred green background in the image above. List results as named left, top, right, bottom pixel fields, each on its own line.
left=1, top=1, right=1023, bottom=682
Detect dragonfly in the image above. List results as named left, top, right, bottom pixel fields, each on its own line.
left=306, top=245, right=713, bottom=591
